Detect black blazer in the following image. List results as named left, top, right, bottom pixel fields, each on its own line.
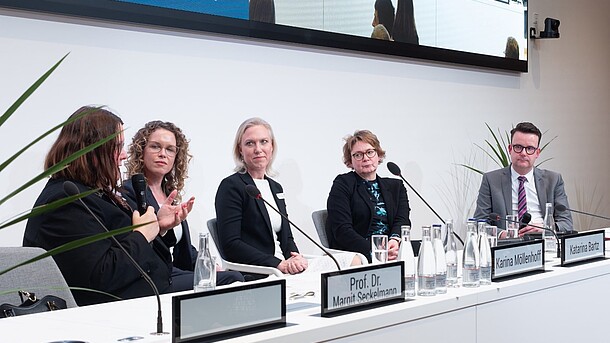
left=326, top=171, right=411, bottom=260
left=122, top=180, right=198, bottom=271
left=215, top=172, right=298, bottom=268
left=23, top=178, right=172, bottom=306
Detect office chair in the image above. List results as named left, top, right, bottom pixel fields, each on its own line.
left=206, top=218, right=283, bottom=278
left=0, top=246, right=78, bottom=309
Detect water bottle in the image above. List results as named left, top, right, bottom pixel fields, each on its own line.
left=479, top=226, right=492, bottom=285
left=194, top=233, right=216, bottom=292
left=417, top=226, right=436, bottom=296
left=445, top=220, right=459, bottom=288
left=398, top=226, right=416, bottom=298
left=462, top=220, right=480, bottom=288
left=432, top=224, right=447, bottom=294
left=543, top=203, right=557, bottom=255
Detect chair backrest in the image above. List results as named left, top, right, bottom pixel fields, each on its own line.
left=206, top=218, right=225, bottom=259
left=0, top=246, right=78, bottom=308
left=311, top=209, right=330, bottom=248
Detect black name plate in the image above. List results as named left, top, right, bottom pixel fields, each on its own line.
left=492, top=239, right=545, bottom=281
left=321, top=261, right=404, bottom=317
left=561, top=230, right=605, bottom=266
left=172, top=279, right=286, bottom=343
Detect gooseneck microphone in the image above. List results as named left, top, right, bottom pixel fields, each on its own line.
left=488, top=212, right=558, bottom=240
left=63, top=181, right=167, bottom=336
left=132, top=173, right=148, bottom=215
left=386, top=161, right=464, bottom=246
left=556, top=204, right=610, bottom=222
left=244, top=184, right=341, bottom=271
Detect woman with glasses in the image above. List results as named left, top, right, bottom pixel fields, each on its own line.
left=123, top=121, right=244, bottom=289
left=24, top=107, right=186, bottom=305
left=326, top=130, right=411, bottom=262
left=215, top=118, right=361, bottom=278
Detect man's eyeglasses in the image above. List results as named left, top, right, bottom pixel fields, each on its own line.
left=146, top=142, right=179, bottom=157
left=512, top=144, right=538, bottom=155
left=352, top=149, right=377, bottom=161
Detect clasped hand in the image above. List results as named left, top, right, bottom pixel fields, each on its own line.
left=278, top=252, right=308, bottom=275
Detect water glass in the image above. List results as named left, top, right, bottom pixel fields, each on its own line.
left=486, top=225, right=498, bottom=247
left=371, top=235, right=389, bottom=264
left=506, top=215, right=519, bottom=238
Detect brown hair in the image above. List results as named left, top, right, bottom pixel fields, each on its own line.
left=45, top=106, right=124, bottom=199
left=510, top=122, right=542, bottom=146
left=124, top=121, right=191, bottom=203
left=342, top=130, right=386, bottom=169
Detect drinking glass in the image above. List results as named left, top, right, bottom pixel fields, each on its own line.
left=371, top=235, right=389, bottom=264
left=506, top=215, right=519, bottom=238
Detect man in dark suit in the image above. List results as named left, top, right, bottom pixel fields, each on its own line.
left=474, top=122, right=573, bottom=237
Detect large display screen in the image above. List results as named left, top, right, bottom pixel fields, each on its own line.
left=0, top=0, right=527, bottom=72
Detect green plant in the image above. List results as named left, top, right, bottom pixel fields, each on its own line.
left=460, top=123, right=557, bottom=175
left=0, top=54, right=146, bottom=278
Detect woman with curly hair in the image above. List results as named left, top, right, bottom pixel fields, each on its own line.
left=124, top=121, right=243, bottom=289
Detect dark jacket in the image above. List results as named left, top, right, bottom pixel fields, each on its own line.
left=122, top=180, right=198, bottom=271
left=326, top=171, right=411, bottom=261
left=215, top=172, right=298, bottom=268
left=23, top=178, right=172, bottom=306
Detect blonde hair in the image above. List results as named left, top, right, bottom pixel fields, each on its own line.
left=232, top=117, right=277, bottom=176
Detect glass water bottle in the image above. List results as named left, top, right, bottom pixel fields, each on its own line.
left=194, top=233, right=216, bottom=292
left=462, top=221, right=480, bottom=288
left=543, top=202, right=557, bottom=255
left=432, top=224, right=447, bottom=294
left=479, top=226, right=492, bottom=285
left=417, top=226, right=436, bottom=296
left=445, top=220, right=459, bottom=287
left=398, top=226, right=416, bottom=297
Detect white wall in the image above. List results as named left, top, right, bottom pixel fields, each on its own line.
left=1, top=0, right=609, bottom=255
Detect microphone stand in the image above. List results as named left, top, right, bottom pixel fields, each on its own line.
left=64, top=181, right=167, bottom=335
left=245, top=185, right=341, bottom=271
left=387, top=162, right=464, bottom=246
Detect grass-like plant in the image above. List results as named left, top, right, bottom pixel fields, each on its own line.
left=0, top=54, right=147, bottom=279
left=460, top=123, right=557, bottom=175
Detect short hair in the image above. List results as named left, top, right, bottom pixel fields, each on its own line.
left=504, top=37, right=519, bottom=59
left=45, top=105, right=124, bottom=197
left=233, top=117, right=277, bottom=176
left=375, top=0, right=395, bottom=37
left=125, top=121, right=192, bottom=203
left=342, top=130, right=386, bottom=169
left=249, top=0, right=275, bottom=24
left=510, top=122, right=542, bottom=145
left=371, top=24, right=392, bottom=41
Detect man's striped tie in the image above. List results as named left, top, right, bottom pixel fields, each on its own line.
left=518, top=176, right=528, bottom=220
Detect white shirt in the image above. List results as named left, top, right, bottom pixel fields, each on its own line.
left=253, top=178, right=284, bottom=260
left=511, top=167, right=543, bottom=224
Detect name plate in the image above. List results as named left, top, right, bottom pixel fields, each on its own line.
left=492, top=240, right=545, bottom=281
left=172, top=279, right=286, bottom=343
left=321, top=261, right=404, bottom=317
left=560, top=230, right=605, bottom=266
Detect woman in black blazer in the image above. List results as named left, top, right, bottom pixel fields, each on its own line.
left=326, top=130, right=411, bottom=262
left=123, top=121, right=244, bottom=288
left=24, top=106, right=180, bottom=305
left=215, top=118, right=309, bottom=275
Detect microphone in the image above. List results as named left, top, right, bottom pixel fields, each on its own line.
left=386, top=161, right=464, bottom=246
left=489, top=212, right=558, bottom=240
left=488, top=212, right=533, bottom=229
left=132, top=173, right=147, bottom=215
left=556, top=204, right=610, bottom=222
left=63, top=181, right=167, bottom=336
left=244, top=184, right=341, bottom=271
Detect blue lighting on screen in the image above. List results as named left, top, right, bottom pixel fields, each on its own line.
left=116, top=0, right=249, bottom=20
